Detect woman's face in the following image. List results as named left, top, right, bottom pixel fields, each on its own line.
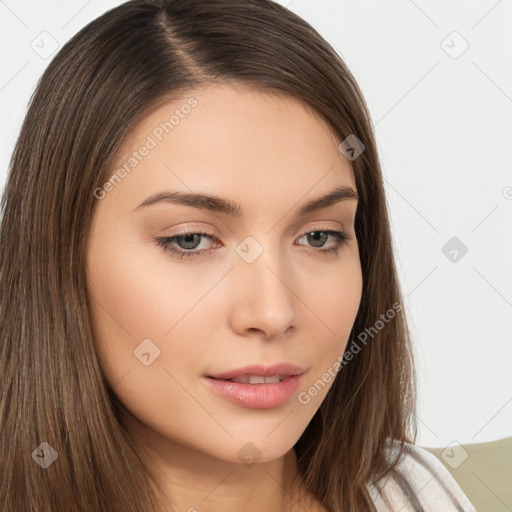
left=86, top=83, right=362, bottom=466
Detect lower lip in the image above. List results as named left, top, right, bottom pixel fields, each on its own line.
left=203, top=374, right=303, bottom=409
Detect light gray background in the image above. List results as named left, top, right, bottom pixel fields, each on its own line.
left=1, top=0, right=511, bottom=448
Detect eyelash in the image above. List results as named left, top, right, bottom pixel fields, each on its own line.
left=154, top=226, right=351, bottom=259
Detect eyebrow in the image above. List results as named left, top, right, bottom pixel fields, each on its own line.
left=133, top=185, right=359, bottom=217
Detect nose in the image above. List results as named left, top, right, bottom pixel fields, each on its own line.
left=228, top=243, right=296, bottom=340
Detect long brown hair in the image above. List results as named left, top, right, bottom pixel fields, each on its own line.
left=0, top=1, right=418, bottom=510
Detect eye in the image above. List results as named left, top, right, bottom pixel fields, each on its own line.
left=154, top=231, right=218, bottom=259
left=295, top=229, right=350, bottom=255
left=154, top=226, right=351, bottom=259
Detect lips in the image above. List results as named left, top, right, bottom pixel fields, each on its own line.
left=204, top=363, right=307, bottom=408
left=207, top=363, right=306, bottom=381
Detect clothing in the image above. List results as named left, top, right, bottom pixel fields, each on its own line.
left=368, top=442, right=477, bottom=511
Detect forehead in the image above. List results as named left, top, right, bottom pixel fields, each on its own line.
left=104, top=83, right=356, bottom=213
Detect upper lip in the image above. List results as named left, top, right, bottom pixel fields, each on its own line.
left=207, top=363, right=306, bottom=380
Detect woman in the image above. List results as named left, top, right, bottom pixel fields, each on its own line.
left=0, top=1, right=476, bottom=511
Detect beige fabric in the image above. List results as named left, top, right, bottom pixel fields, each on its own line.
left=424, top=437, right=512, bottom=512
left=368, top=442, right=477, bottom=511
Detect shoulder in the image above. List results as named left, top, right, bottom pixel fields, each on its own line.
left=368, top=440, right=477, bottom=512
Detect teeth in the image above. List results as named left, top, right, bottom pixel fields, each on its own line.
left=230, top=375, right=283, bottom=384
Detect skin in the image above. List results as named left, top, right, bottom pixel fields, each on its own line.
left=86, top=83, right=363, bottom=512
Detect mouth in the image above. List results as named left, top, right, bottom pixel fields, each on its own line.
left=203, top=363, right=306, bottom=409
left=206, top=362, right=306, bottom=381
left=209, top=374, right=288, bottom=384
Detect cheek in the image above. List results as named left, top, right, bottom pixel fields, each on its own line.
left=85, top=220, right=231, bottom=400
left=85, top=226, right=214, bottom=439
left=301, top=246, right=362, bottom=340
left=86, top=220, right=218, bottom=341
left=85, top=221, right=176, bottom=385
left=296, top=248, right=363, bottom=400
